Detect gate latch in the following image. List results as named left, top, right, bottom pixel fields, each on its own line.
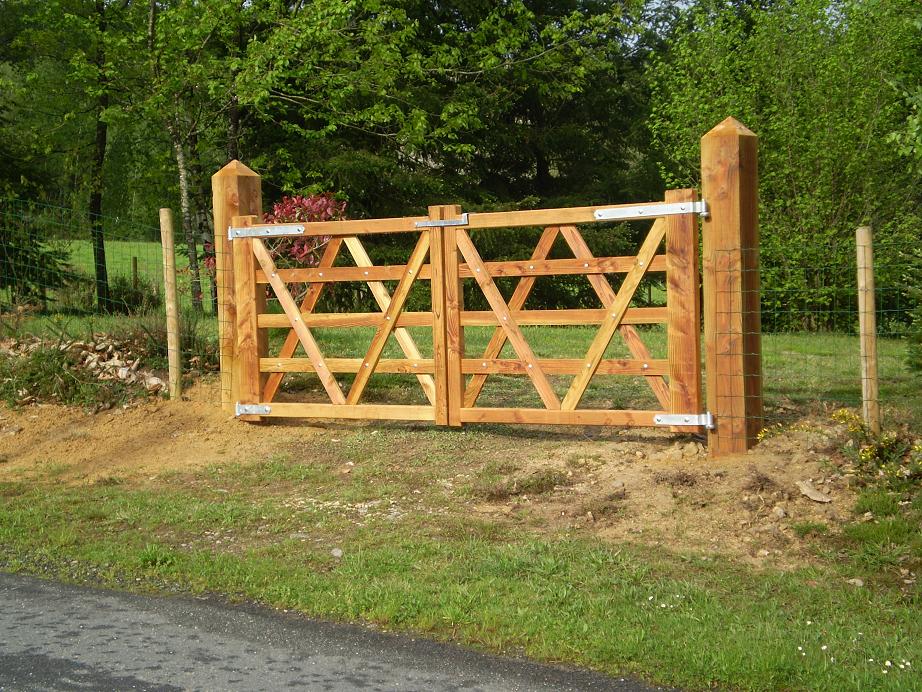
left=654, top=412, right=714, bottom=429
left=235, top=403, right=271, bottom=416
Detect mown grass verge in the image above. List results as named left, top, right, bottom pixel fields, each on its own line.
left=0, top=436, right=919, bottom=692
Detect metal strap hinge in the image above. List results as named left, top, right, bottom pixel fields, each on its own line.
left=594, top=200, right=708, bottom=222
left=228, top=223, right=305, bottom=240
left=235, top=403, right=271, bottom=416
left=414, top=213, right=469, bottom=228
left=653, top=412, right=714, bottom=429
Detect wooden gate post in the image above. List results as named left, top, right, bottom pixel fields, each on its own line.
left=700, top=117, right=763, bottom=456
left=664, top=189, right=703, bottom=428
left=211, top=161, right=263, bottom=413
left=428, top=204, right=465, bottom=426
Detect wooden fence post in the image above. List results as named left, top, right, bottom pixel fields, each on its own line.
left=856, top=226, right=881, bottom=435
left=700, top=117, right=763, bottom=456
left=211, top=161, right=263, bottom=413
left=158, top=208, right=182, bottom=400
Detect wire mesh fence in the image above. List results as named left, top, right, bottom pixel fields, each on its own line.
left=1, top=195, right=919, bottom=435
left=0, top=197, right=219, bottom=406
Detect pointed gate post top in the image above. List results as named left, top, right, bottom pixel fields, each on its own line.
left=212, top=159, right=260, bottom=181
left=702, top=117, right=757, bottom=141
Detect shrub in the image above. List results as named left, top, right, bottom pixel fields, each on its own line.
left=108, top=274, right=162, bottom=315
left=833, top=409, right=922, bottom=494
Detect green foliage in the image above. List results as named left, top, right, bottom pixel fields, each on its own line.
left=0, top=208, right=73, bottom=306
left=108, top=274, right=162, bottom=315
left=833, top=409, right=922, bottom=495
left=647, top=0, right=922, bottom=330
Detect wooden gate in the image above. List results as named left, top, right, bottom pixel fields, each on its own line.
left=225, top=192, right=705, bottom=432
left=213, top=118, right=763, bottom=455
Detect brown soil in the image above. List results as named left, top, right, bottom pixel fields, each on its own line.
left=0, top=381, right=324, bottom=483
left=468, top=424, right=852, bottom=569
left=0, top=381, right=856, bottom=568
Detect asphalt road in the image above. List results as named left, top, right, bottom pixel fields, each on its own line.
left=0, top=573, right=662, bottom=691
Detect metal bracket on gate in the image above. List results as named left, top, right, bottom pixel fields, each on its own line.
left=228, top=223, right=305, bottom=240
left=654, top=411, right=714, bottom=429
left=235, top=403, right=271, bottom=416
left=594, top=200, right=709, bottom=222
left=414, top=213, right=469, bottom=228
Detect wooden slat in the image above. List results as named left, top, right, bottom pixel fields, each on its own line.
left=261, top=358, right=435, bottom=374
left=562, top=219, right=666, bottom=410
left=429, top=210, right=450, bottom=425
left=259, top=357, right=669, bottom=376
left=238, top=215, right=428, bottom=237
left=259, top=312, right=432, bottom=328
left=231, top=215, right=268, bottom=421
left=460, top=408, right=667, bottom=426
left=462, top=358, right=669, bottom=375
left=262, top=237, right=343, bottom=403
left=456, top=229, right=560, bottom=410
left=346, top=232, right=430, bottom=405
left=465, top=200, right=692, bottom=230
left=263, top=357, right=666, bottom=376
left=665, top=189, right=703, bottom=427
left=255, top=255, right=667, bottom=283
left=463, top=226, right=559, bottom=407
left=260, top=403, right=435, bottom=421
left=258, top=307, right=665, bottom=329
left=344, top=236, right=437, bottom=406
left=442, top=216, right=465, bottom=426
left=252, top=238, right=346, bottom=405
left=235, top=200, right=690, bottom=240
left=559, top=225, right=670, bottom=409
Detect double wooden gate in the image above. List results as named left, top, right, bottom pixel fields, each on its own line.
left=213, top=118, right=763, bottom=455
left=226, top=191, right=706, bottom=432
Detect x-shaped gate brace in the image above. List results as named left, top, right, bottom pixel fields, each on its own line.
left=254, top=230, right=435, bottom=407
left=229, top=194, right=704, bottom=425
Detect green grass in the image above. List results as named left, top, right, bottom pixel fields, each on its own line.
left=1, top=431, right=920, bottom=691
left=36, top=239, right=214, bottom=314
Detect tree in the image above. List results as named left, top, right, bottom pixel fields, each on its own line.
left=646, top=0, right=922, bottom=330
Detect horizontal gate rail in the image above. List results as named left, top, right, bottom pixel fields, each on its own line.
left=256, top=307, right=668, bottom=329
left=254, top=256, right=668, bottom=283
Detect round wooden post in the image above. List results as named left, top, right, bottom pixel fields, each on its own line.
left=701, top=117, right=763, bottom=456
left=856, top=226, right=880, bottom=435
left=159, top=208, right=182, bottom=400
left=211, top=161, right=263, bottom=413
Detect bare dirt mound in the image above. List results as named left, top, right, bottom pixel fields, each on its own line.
left=0, top=380, right=323, bottom=483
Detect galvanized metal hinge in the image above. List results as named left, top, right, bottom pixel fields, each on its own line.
left=594, top=200, right=709, bottom=222
left=653, top=411, right=714, bottom=429
left=227, top=223, right=305, bottom=240
left=235, top=403, right=271, bottom=416
left=414, top=213, right=469, bottom=228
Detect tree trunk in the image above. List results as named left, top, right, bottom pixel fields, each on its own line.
left=90, top=0, right=112, bottom=313
left=170, top=126, right=203, bottom=312
left=227, top=94, right=240, bottom=162
left=187, top=130, right=217, bottom=313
